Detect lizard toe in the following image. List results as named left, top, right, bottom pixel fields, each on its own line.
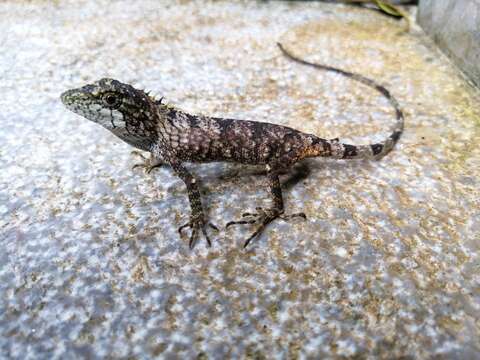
left=179, top=218, right=217, bottom=249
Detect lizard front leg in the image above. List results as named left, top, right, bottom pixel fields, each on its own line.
left=171, top=162, right=218, bottom=249
left=226, top=168, right=306, bottom=247
left=131, top=150, right=166, bottom=174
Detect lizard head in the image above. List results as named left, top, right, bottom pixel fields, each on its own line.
left=61, top=78, right=159, bottom=149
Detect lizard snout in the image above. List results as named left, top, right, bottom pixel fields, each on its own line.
left=60, top=89, right=77, bottom=106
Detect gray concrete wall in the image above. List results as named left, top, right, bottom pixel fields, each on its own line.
left=418, top=0, right=480, bottom=87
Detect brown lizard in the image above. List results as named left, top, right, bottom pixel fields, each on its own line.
left=61, top=43, right=404, bottom=249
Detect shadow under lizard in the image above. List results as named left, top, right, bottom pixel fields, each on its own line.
left=61, top=43, right=404, bottom=249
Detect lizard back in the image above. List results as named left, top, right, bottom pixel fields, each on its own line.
left=156, top=107, right=323, bottom=165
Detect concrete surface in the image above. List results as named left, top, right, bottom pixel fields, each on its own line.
left=1, top=1, right=479, bottom=358
left=418, top=0, right=480, bottom=88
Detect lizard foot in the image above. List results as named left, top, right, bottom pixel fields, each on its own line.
left=178, top=217, right=219, bottom=249
left=131, top=151, right=163, bottom=174
left=226, top=207, right=306, bottom=248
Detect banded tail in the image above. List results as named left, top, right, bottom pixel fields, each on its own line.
left=278, top=42, right=404, bottom=160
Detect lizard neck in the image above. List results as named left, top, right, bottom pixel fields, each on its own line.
left=111, top=127, right=156, bottom=152
left=108, top=102, right=161, bottom=152
left=156, top=104, right=194, bottom=136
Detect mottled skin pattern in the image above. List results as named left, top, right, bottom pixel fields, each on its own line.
left=61, top=43, right=404, bottom=248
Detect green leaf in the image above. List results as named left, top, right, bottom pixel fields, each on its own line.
left=375, top=0, right=403, bottom=17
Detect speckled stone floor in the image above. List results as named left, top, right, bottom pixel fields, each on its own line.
left=1, top=1, right=479, bottom=359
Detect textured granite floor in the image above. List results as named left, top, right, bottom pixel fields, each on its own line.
left=1, top=1, right=479, bottom=358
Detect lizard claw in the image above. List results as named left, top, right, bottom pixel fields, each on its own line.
left=279, top=212, right=307, bottom=221
left=178, top=217, right=219, bottom=249
left=226, top=207, right=306, bottom=248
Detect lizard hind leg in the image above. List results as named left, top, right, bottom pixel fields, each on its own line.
left=226, top=169, right=306, bottom=248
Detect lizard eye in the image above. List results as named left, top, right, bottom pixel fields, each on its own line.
left=102, top=93, right=121, bottom=108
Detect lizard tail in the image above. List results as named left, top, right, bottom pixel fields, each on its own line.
left=277, top=42, right=404, bottom=160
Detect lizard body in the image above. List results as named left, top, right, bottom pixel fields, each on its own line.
left=61, top=43, right=404, bottom=248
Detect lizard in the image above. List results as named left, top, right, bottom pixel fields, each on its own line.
left=60, top=43, right=404, bottom=249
